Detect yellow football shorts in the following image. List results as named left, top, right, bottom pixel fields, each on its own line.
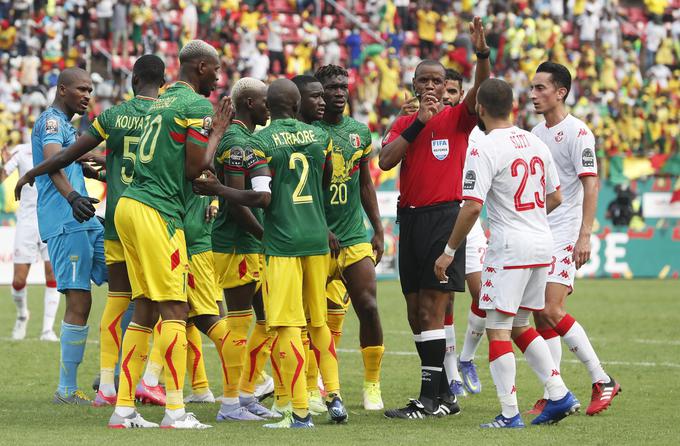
left=214, top=252, right=263, bottom=290
left=115, top=197, right=189, bottom=302
left=326, top=279, right=350, bottom=310
left=263, top=254, right=329, bottom=328
left=104, top=239, right=126, bottom=265
left=187, top=250, right=221, bottom=318
left=328, top=242, right=375, bottom=281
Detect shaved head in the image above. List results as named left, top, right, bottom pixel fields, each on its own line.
left=57, top=67, right=90, bottom=88
left=267, top=78, right=301, bottom=117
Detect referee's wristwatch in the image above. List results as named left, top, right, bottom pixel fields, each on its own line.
left=476, top=49, right=491, bottom=59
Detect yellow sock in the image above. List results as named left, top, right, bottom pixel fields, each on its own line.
left=186, top=323, right=210, bottom=394
left=115, top=323, right=151, bottom=408
left=239, top=321, right=273, bottom=395
left=160, top=320, right=187, bottom=410
left=303, top=328, right=319, bottom=392
left=99, top=292, right=131, bottom=386
left=205, top=318, right=229, bottom=397
left=219, top=309, right=252, bottom=398
left=326, top=309, right=346, bottom=347
left=277, top=326, right=307, bottom=414
left=270, top=334, right=290, bottom=407
left=362, top=345, right=385, bottom=383
left=308, top=324, right=340, bottom=396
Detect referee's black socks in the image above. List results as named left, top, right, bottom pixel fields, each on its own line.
left=416, top=329, right=447, bottom=412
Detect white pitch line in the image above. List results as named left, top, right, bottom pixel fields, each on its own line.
left=4, top=337, right=679, bottom=369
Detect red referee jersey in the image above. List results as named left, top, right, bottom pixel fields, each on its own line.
left=382, top=103, right=477, bottom=208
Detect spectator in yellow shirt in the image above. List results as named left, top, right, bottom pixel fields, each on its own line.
left=417, top=2, right=439, bottom=58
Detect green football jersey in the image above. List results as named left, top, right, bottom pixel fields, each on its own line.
left=183, top=191, right=212, bottom=256
left=250, top=118, right=332, bottom=257
left=123, top=82, right=213, bottom=228
left=212, top=121, right=266, bottom=254
left=314, top=117, right=373, bottom=247
left=87, top=95, right=155, bottom=240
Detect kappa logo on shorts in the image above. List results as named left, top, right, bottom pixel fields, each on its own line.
left=485, top=266, right=497, bottom=273
left=483, top=279, right=493, bottom=287
left=561, top=257, right=572, bottom=265
left=481, top=293, right=492, bottom=302
left=582, top=148, right=595, bottom=167
left=565, top=245, right=574, bottom=252
left=559, top=270, right=570, bottom=279
left=46, top=118, right=59, bottom=134
left=463, top=170, right=476, bottom=190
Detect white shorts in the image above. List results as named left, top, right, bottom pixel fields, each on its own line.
left=465, top=220, right=487, bottom=275
left=478, top=265, right=547, bottom=315
left=14, top=217, right=49, bottom=264
left=546, top=240, right=576, bottom=290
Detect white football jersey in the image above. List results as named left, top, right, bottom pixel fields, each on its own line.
left=532, top=114, right=597, bottom=243
left=462, top=126, right=560, bottom=268
left=4, top=143, right=39, bottom=221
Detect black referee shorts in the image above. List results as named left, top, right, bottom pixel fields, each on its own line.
left=397, top=201, right=466, bottom=295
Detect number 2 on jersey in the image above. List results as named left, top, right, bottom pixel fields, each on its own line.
left=121, top=136, right=139, bottom=184
left=330, top=183, right=347, bottom=205
left=289, top=152, right=313, bottom=204
left=511, top=156, right=546, bottom=211
left=137, top=114, right=162, bottom=163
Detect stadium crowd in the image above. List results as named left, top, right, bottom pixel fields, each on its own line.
left=0, top=0, right=679, bottom=180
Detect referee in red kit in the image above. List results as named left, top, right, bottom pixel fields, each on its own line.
left=379, top=16, right=490, bottom=419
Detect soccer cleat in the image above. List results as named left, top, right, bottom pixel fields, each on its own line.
left=271, top=401, right=292, bottom=417
left=241, top=397, right=281, bottom=419
left=526, top=398, right=547, bottom=415
left=255, top=372, right=275, bottom=401
left=93, top=390, right=117, bottom=407
left=53, top=390, right=91, bottom=405
left=216, top=403, right=264, bottom=421
left=11, top=313, right=29, bottom=340
left=586, top=376, right=621, bottom=416
left=290, top=412, right=315, bottom=428
left=450, top=380, right=467, bottom=397
left=326, top=393, right=348, bottom=423
left=161, top=411, right=212, bottom=429
left=40, top=330, right=59, bottom=342
left=531, top=391, right=580, bottom=425
left=108, top=410, right=159, bottom=428
left=362, top=381, right=384, bottom=410
left=384, top=399, right=433, bottom=419
left=308, top=389, right=327, bottom=415
left=459, top=360, right=482, bottom=394
left=480, top=413, right=526, bottom=428
left=436, top=395, right=461, bottom=416
left=135, top=379, right=166, bottom=406
left=184, top=389, right=215, bottom=404
left=263, top=411, right=293, bottom=428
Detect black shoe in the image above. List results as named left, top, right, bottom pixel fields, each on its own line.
left=385, top=399, right=437, bottom=419
left=436, top=394, right=461, bottom=416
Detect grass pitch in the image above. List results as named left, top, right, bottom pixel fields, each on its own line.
left=1, top=279, right=678, bottom=445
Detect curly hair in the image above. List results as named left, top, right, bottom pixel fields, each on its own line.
left=314, top=64, right=349, bottom=84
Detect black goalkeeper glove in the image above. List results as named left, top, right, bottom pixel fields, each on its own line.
left=66, top=191, right=99, bottom=223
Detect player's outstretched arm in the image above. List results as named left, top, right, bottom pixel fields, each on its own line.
left=225, top=169, right=264, bottom=239
left=359, top=159, right=384, bottom=263
left=546, top=189, right=563, bottom=215
left=193, top=170, right=271, bottom=208
left=434, top=200, right=482, bottom=282
left=462, top=16, right=490, bottom=114
left=14, top=134, right=101, bottom=200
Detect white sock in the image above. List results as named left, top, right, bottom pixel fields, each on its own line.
left=559, top=318, right=609, bottom=383
left=42, top=286, right=60, bottom=333
left=489, top=344, right=518, bottom=418
left=166, top=407, right=186, bottom=419
left=520, top=332, right=568, bottom=401
left=539, top=329, right=562, bottom=399
left=142, top=361, right=163, bottom=387
left=100, top=368, right=117, bottom=397
left=115, top=405, right=135, bottom=417
left=460, top=310, right=486, bottom=362
left=12, top=286, right=28, bottom=318
left=444, top=324, right=462, bottom=382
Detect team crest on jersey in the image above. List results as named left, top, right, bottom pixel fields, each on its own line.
left=349, top=133, right=361, bottom=148
left=582, top=148, right=595, bottom=167
left=554, top=131, right=564, bottom=143
left=45, top=118, right=58, bottom=135
left=463, top=170, right=476, bottom=190
left=431, top=139, right=449, bottom=160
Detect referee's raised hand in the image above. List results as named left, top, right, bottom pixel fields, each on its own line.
left=417, top=92, right=439, bottom=124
